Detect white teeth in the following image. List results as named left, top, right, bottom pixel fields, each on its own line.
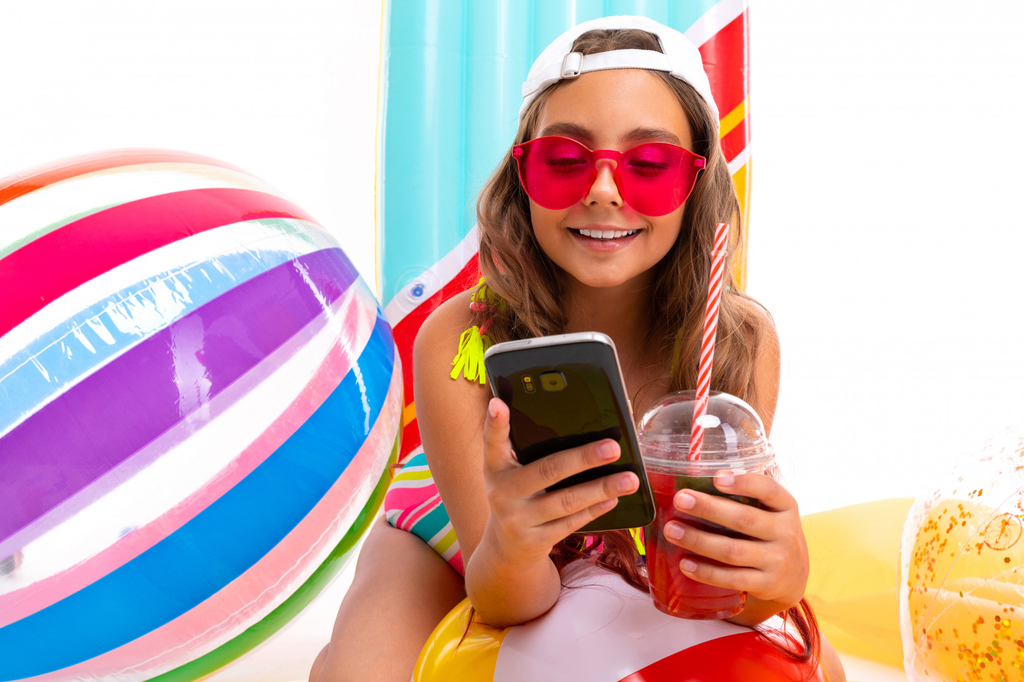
left=578, top=229, right=638, bottom=239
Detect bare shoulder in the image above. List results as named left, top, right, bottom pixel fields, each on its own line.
left=412, top=289, right=490, bottom=417
left=413, top=289, right=477, bottom=372
left=411, top=289, right=492, bottom=554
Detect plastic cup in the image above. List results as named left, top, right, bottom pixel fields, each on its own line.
left=638, top=390, right=775, bottom=620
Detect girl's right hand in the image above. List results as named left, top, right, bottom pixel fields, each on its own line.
left=480, top=397, right=640, bottom=565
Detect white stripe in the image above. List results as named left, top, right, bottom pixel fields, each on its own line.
left=383, top=479, right=435, bottom=492
left=400, top=494, right=442, bottom=531
left=0, top=219, right=335, bottom=370
left=426, top=520, right=454, bottom=548
left=0, top=162, right=277, bottom=258
left=383, top=224, right=480, bottom=327
left=727, top=143, right=751, bottom=176
left=2, top=281, right=380, bottom=596
left=684, top=0, right=748, bottom=48
left=495, top=565, right=748, bottom=681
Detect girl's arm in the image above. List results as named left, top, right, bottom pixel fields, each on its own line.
left=414, top=294, right=635, bottom=627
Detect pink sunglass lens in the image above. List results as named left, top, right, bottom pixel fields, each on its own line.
left=517, top=137, right=594, bottom=210
left=619, top=144, right=696, bottom=216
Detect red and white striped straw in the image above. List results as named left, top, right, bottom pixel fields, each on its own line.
left=689, top=223, right=730, bottom=461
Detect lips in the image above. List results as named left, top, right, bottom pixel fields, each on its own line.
left=569, top=227, right=642, bottom=251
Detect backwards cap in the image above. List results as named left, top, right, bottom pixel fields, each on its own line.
left=519, top=15, right=718, bottom=123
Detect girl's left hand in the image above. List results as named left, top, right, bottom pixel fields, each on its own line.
left=662, top=471, right=808, bottom=624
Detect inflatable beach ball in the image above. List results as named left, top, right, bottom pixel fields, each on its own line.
left=415, top=564, right=824, bottom=682
left=900, top=430, right=1024, bottom=681
left=0, top=150, right=401, bottom=681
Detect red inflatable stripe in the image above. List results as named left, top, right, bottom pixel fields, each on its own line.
left=618, top=631, right=824, bottom=682
left=0, top=187, right=316, bottom=339
left=700, top=9, right=749, bottom=124
left=0, top=149, right=247, bottom=208
left=720, top=119, right=749, bottom=164
left=391, top=255, right=482, bottom=460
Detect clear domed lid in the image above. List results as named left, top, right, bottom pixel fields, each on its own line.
left=637, top=390, right=773, bottom=471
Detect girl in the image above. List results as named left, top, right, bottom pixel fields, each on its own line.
left=313, top=16, right=843, bottom=682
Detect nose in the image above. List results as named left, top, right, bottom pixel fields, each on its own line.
left=583, top=158, right=623, bottom=209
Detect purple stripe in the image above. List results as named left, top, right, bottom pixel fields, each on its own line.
left=0, top=248, right=357, bottom=546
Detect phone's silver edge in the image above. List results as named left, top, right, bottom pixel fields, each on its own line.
left=483, top=331, right=617, bottom=360
left=484, top=332, right=635, bottom=423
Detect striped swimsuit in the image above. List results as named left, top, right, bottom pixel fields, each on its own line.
left=383, top=447, right=464, bottom=575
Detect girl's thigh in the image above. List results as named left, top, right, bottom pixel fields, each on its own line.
left=311, top=515, right=466, bottom=682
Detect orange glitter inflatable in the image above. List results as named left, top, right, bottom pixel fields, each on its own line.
left=899, top=430, right=1024, bottom=681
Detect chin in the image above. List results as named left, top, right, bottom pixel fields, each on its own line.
left=570, top=271, right=638, bottom=290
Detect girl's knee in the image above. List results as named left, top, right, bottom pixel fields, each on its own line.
left=308, top=643, right=329, bottom=682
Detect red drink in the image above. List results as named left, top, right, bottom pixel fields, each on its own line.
left=637, top=390, right=775, bottom=620
left=646, top=470, right=747, bottom=619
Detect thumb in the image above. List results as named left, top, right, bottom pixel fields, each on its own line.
left=482, top=397, right=516, bottom=472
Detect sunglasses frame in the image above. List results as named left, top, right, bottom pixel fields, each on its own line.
left=512, top=135, right=706, bottom=216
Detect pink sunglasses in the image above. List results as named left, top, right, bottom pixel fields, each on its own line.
left=512, top=136, right=706, bottom=217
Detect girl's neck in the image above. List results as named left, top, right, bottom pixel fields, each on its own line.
left=562, top=273, right=652, bottom=364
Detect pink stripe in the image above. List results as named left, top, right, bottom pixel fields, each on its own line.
left=0, top=188, right=315, bottom=340
left=384, top=486, right=435, bottom=516
left=24, top=319, right=401, bottom=682
left=397, top=493, right=442, bottom=531
left=0, top=286, right=377, bottom=629
left=449, top=550, right=464, bottom=575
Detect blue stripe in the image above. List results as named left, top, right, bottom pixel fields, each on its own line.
left=410, top=503, right=452, bottom=546
left=0, top=218, right=330, bottom=435
left=0, top=314, right=396, bottom=680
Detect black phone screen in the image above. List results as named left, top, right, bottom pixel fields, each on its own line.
left=485, top=339, right=655, bottom=531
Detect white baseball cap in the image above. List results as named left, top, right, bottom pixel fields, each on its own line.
left=519, top=15, right=718, bottom=123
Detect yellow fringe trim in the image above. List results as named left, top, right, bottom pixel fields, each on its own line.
left=450, top=325, right=491, bottom=384
left=629, top=527, right=646, bottom=557
left=450, top=278, right=505, bottom=384
left=469, top=277, right=506, bottom=312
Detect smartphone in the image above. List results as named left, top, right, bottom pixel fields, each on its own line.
left=483, top=332, right=655, bottom=532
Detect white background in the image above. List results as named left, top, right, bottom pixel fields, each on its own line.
left=3, top=2, right=1022, bottom=679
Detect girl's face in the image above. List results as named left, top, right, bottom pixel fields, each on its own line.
left=529, top=68, right=694, bottom=291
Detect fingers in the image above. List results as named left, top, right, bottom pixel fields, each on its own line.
left=674, top=555, right=767, bottom=594
left=672, top=472, right=796, bottom=540
left=531, top=470, right=638, bottom=526
left=513, top=437, right=624, bottom=498
left=482, top=398, right=516, bottom=473
left=713, top=470, right=798, bottom=514
left=538, top=496, right=618, bottom=540
left=663, top=520, right=759, bottom=568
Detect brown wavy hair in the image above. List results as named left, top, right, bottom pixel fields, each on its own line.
left=470, top=28, right=819, bottom=671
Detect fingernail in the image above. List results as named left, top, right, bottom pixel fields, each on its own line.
left=600, top=498, right=617, bottom=511
left=675, top=491, right=696, bottom=510
left=681, top=558, right=698, bottom=573
left=716, top=472, right=735, bottom=488
left=488, top=399, right=499, bottom=418
left=665, top=522, right=685, bottom=540
left=617, top=473, right=637, bottom=492
left=598, top=441, right=618, bottom=460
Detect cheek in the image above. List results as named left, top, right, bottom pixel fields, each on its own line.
left=528, top=203, right=566, bottom=243
left=649, top=213, right=685, bottom=255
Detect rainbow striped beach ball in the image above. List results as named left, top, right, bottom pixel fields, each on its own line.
left=0, top=150, right=401, bottom=681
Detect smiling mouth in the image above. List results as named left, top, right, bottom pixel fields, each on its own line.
left=570, top=228, right=640, bottom=240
